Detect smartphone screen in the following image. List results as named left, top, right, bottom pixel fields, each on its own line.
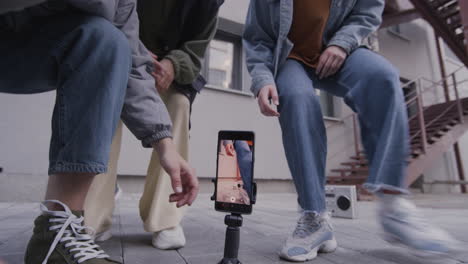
left=215, top=131, right=255, bottom=214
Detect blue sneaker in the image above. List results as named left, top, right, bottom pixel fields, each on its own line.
left=279, top=212, right=337, bottom=262
left=379, top=195, right=461, bottom=257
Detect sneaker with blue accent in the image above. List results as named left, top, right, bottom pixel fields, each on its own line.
left=279, top=212, right=337, bottom=262
left=379, top=195, right=461, bottom=257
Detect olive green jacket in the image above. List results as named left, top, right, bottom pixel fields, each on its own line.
left=137, top=0, right=220, bottom=86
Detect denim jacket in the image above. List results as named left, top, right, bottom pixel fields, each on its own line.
left=243, top=0, right=385, bottom=96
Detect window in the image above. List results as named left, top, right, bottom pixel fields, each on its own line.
left=203, top=33, right=243, bottom=91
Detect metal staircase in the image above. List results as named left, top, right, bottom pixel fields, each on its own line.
left=408, top=0, right=468, bottom=67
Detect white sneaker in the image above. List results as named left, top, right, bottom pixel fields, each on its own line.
left=279, top=212, right=337, bottom=262
left=95, top=228, right=113, bottom=242
left=152, top=225, right=186, bottom=250
left=378, top=194, right=461, bottom=256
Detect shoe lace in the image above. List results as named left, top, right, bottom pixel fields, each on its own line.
left=293, top=212, right=320, bottom=239
left=41, top=200, right=109, bottom=264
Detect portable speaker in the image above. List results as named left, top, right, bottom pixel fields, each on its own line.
left=325, top=185, right=358, bottom=219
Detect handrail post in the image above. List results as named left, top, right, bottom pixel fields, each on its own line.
left=417, top=80, right=428, bottom=153
left=352, top=114, right=360, bottom=157
left=452, top=73, right=464, bottom=123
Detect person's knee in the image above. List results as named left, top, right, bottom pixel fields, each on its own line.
left=373, top=63, right=399, bottom=85
left=280, top=88, right=320, bottom=107
left=171, top=93, right=191, bottom=113
left=365, top=63, right=401, bottom=99
left=79, top=16, right=131, bottom=62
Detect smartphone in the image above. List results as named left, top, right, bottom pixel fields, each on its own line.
left=214, top=131, right=255, bottom=214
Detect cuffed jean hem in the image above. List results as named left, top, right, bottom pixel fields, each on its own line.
left=363, top=183, right=410, bottom=195
left=48, top=162, right=107, bottom=175
left=300, top=208, right=327, bottom=215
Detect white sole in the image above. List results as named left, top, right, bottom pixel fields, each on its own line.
left=382, top=232, right=449, bottom=259
left=152, top=241, right=186, bottom=250
left=279, top=239, right=338, bottom=262
left=152, top=229, right=186, bottom=250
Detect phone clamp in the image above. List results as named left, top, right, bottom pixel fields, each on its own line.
left=219, top=213, right=243, bottom=264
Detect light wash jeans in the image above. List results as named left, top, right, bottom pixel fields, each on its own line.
left=0, top=10, right=131, bottom=175
left=234, top=140, right=253, bottom=200
left=276, top=48, right=410, bottom=212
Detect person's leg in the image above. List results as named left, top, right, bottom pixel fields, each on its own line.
left=84, top=121, right=123, bottom=238
left=320, top=48, right=459, bottom=255
left=277, top=59, right=327, bottom=213
left=276, top=59, right=336, bottom=262
left=317, top=48, right=409, bottom=192
left=45, top=174, right=96, bottom=211
left=233, top=141, right=253, bottom=200
left=139, top=87, right=190, bottom=249
left=0, top=7, right=130, bottom=263
left=1, top=10, right=130, bottom=204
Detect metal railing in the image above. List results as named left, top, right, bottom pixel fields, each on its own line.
left=405, top=65, right=468, bottom=155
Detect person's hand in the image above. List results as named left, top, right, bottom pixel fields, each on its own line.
left=153, top=138, right=199, bottom=207
left=257, top=84, right=280, bottom=117
left=316, top=46, right=347, bottom=79
left=151, top=53, right=175, bottom=94
left=225, top=143, right=236, bottom=156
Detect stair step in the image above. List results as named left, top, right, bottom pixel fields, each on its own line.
left=350, top=156, right=367, bottom=160
left=340, top=161, right=369, bottom=167
left=410, top=124, right=452, bottom=133
left=331, top=168, right=369, bottom=174
left=327, top=175, right=367, bottom=183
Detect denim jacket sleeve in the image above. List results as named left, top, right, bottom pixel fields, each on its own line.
left=328, top=0, right=384, bottom=54
left=242, top=0, right=277, bottom=97
left=67, top=0, right=173, bottom=147
left=113, top=0, right=173, bottom=147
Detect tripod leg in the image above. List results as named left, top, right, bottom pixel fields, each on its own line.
left=224, top=226, right=240, bottom=258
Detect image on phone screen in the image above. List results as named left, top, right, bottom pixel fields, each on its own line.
left=216, top=139, right=253, bottom=205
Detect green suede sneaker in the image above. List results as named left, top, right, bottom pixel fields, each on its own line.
left=25, top=200, right=121, bottom=264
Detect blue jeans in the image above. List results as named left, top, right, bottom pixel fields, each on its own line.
left=234, top=141, right=253, bottom=200
left=276, top=48, right=410, bottom=212
left=0, top=10, right=131, bottom=175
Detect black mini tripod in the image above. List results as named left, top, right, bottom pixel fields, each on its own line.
left=218, top=213, right=244, bottom=264
left=212, top=180, right=257, bottom=264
